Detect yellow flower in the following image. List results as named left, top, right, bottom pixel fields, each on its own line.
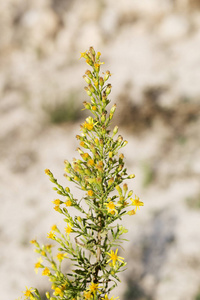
left=23, top=287, right=34, bottom=299
left=65, top=199, right=72, bottom=206
left=54, top=205, right=60, bottom=212
left=102, top=295, right=119, bottom=300
left=34, top=257, right=43, bottom=274
left=87, top=159, right=94, bottom=167
left=131, top=196, right=144, bottom=211
left=105, top=201, right=119, bottom=215
left=52, top=199, right=62, bottom=205
left=128, top=209, right=136, bottom=216
left=84, top=290, right=92, bottom=299
left=81, top=153, right=90, bottom=160
left=65, top=223, right=72, bottom=235
left=47, top=231, right=55, bottom=239
left=54, top=287, right=64, bottom=297
left=44, top=169, right=51, bottom=175
left=89, top=282, right=99, bottom=294
left=83, top=122, right=93, bottom=131
left=42, top=267, right=50, bottom=276
left=88, top=190, right=94, bottom=197
left=51, top=224, right=58, bottom=231
left=106, top=249, right=124, bottom=267
left=56, top=252, right=67, bottom=261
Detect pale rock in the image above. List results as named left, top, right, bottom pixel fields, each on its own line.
left=158, top=14, right=189, bottom=42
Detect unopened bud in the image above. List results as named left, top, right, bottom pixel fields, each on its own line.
left=113, top=126, right=118, bottom=135
left=106, top=84, right=112, bottom=95
left=119, top=153, right=124, bottom=159
left=109, top=151, right=113, bottom=158
left=115, top=185, right=122, bottom=195
left=101, top=114, right=106, bottom=123
left=128, top=174, right=135, bottom=179
left=96, top=51, right=101, bottom=60
left=83, top=75, right=91, bottom=84
left=128, top=190, right=133, bottom=197
left=84, top=87, right=92, bottom=96
left=65, top=187, right=70, bottom=193
left=85, top=70, right=93, bottom=78
left=90, top=96, right=96, bottom=104
left=83, top=101, right=90, bottom=109
left=117, top=135, right=123, bottom=144
left=122, top=140, right=128, bottom=147
left=123, top=183, right=128, bottom=192
left=108, top=177, right=114, bottom=186
left=110, top=104, right=116, bottom=114
left=89, top=46, right=96, bottom=56
left=88, top=84, right=95, bottom=93
left=104, top=70, right=111, bottom=81
left=99, top=77, right=104, bottom=86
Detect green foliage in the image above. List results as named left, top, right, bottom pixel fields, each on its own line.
left=19, top=47, right=143, bottom=300
left=141, top=161, right=155, bottom=188
left=185, top=192, right=200, bottom=210
left=43, top=91, right=81, bottom=124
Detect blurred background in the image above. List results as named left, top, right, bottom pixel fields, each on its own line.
left=0, top=0, right=200, bottom=299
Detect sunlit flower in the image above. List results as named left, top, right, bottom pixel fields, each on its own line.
left=42, top=267, right=50, bottom=276
left=51, top=224, right=58, bottom=231
left=52, top=199, right=62, bottom=205
left=56, top=252, right=68, bottom=261
left=101, top=294, right=119, bottom=300
left=23, top=287, right=34, bottom=299
left=65, top=223, right=72, bottom=235
left=65, top=199, right=72, bottom=207
left=105, top=201, right=120, bottom=215
left=106, top=249, right=124, bottom=267
left=47, top=231, right=55, bottom=240
left=34, top=257, right=43, bottom=274
left=84, top=290, right=92, bottom=299
left=88, top=190, right=94, bottom=197
left=130, top=196, right=144, bottom=211
left=89, top=282, right=99, bottom=294
left=54, top=287, right=64, bottom=297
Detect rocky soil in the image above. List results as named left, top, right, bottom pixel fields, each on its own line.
left=0, top=1, right=200, bottom=299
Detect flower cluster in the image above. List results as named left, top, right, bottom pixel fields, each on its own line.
left=19, top=47, right=143, bottom=300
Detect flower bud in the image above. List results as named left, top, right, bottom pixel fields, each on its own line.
left=105, top=84, right=112, bottom=95
left=96, top=51, right=101, bottom=60
left=104, top=70, right=111, bottom=81
left=113, top=126, right=118, bottom=135
left=83, top=101, right=90, bottom=109
left=99, top=77, right=104, bottom=86
left=122, top=140, right=128, bottom=147
left=128, top=190, right=133, bottom=197
left=89, top=46, right=96, bottom=56
left=128, top=174, right=135, bottom=179
left=90, top=96, right=96, bottom=104
left=84, top=87, right=92, bottom=96
left=65, top=187, right=70, bottom=193
left=115, top=185, right=122, bottom=195
left=128, top=209, right=136, bottom=216
left=108, top=177, right=114, bottom=186
left=123, top=183, right=128, bottom=192
left=101, top=114, right=106, bottom=123
left=85, top=70, right=93, bottom=78
left=110, top=104, right=116, bottom=114
left=83, top=75, right=91, bottom=84
left=88, top=84, right=95, bottom=93
left=109, top=151, right=113, bottom=158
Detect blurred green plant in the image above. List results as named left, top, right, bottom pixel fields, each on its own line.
left=43, top=91, right=81, bottom=124
left=141, top=161, right=155, bottom=188
left=185, top=192, right=200, bottom=210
